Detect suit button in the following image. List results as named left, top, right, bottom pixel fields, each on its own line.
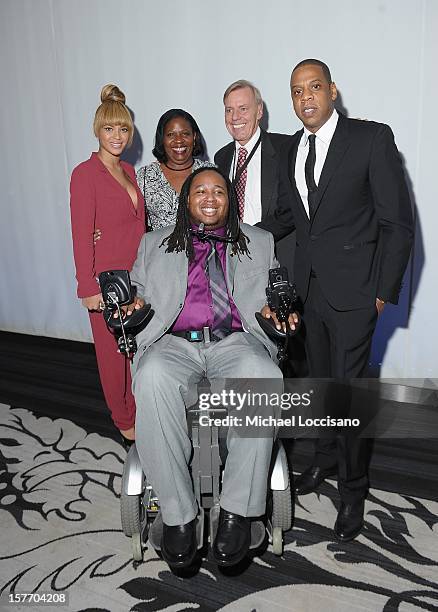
left=310, top=235, right=317, bottom=241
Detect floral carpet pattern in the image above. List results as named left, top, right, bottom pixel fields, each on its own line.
left=0, top=403, right=437, bottom=612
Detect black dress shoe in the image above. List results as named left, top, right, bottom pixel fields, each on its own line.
left=213, top=509, right=251, bottom=567
left=294, top=466, right=337, bottom=495
left=334, top=500, right=365, bottom=542
left=161, top=519, right=197, bottom=568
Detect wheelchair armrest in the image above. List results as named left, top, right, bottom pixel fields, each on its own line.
left=255, top=311, right=300, bottom=342
left=104, top=304, right=154, bottom=335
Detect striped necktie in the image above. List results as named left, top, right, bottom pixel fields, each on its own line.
left=205, top=241, right=232, bottom=339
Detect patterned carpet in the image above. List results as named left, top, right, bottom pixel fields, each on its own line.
left=0, top=403, right=437, bottom=612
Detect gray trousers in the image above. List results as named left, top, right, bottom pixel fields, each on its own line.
left=133, top=332, right=283, bottom=525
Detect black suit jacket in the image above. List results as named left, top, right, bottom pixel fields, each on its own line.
left=215, top=130, right=295, bottom=279
left=260, top=114, right=414, bottom=310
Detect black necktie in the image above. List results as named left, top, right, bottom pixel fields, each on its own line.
left=305, top=134, right=317, bottom=219
left=205, top=241, right=232, bottom=339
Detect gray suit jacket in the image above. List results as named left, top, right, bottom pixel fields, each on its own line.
left=129, top=223, right=279, bottom=368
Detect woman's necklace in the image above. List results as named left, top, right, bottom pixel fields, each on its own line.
left=164, top=161, right=194, bottom=172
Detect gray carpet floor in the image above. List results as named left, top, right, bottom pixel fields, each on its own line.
left=0, top=403, right=437, bottom=612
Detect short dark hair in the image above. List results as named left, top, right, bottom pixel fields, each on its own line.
left=292, top=59, right=332, bottom=84
left=152, top=108, right=204, bottom=162
left=161, top=166, right=250, bottom=261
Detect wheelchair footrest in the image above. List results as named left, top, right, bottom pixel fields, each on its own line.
left=148, top=510, right=204, bottom=552
left=148, top=511, right=162, bottom=550
left=209, top=504, right=266, bottom=550
left=209, top=504, right=220, bottom=546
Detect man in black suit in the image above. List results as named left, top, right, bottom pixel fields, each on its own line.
left=214, top=80, right=294, bottom=279
left=260, top=59, right=414, bottom=541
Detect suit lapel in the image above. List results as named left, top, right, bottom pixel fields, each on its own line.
left=219, top=142, right=234, bottom=177
left=260, top=131, right=276, bottom=219
left=225, top=240, right=239, bottom=296
left=312, top=114, right=350, bottom=218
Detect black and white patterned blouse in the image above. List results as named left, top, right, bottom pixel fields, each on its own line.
left=136, top=159, right=215, bottom=231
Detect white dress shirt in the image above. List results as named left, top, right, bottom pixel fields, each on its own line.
left=230, top=127, right=262, bottom=225
left=295, top=110, right=339, bottom=218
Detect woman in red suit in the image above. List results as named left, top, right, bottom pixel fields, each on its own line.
left=70, top=84, right=145, bottom=448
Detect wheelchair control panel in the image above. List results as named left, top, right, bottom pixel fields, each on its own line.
left=98, top=270, right=154, bottom=360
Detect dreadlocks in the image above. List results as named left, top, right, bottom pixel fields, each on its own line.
left=161, top=166, right=251, bottom=260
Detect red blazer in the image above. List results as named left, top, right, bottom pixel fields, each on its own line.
left=70, top=152, right=145, bottom=298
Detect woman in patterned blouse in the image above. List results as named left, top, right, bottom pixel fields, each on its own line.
left=136, top=109, right=214, bottom=230
left=94, top=109, right=213, bottom=241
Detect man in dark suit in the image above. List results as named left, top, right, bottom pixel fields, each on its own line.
left=214, top=80, right=294, bottom=279
left=260, top=59, right=414, bottom=541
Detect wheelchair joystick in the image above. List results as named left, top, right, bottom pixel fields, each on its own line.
left=255, top=267, right=300, bottom=365
left=98, top=270, right=154, bottom=361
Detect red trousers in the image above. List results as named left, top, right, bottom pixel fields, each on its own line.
left=89, top=311, right=136, bottom=431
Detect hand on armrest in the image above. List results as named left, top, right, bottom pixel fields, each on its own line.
left=261, top=305, right=299, bottom=333
left=112, top=297, right=145, bottom=318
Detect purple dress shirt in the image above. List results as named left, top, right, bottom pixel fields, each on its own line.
left=172, top=226, right=243, bottom=332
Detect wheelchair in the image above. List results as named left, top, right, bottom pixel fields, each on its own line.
left=120, top=413, right=293, bottom=562
left=99, top=269, right=296, bottom=563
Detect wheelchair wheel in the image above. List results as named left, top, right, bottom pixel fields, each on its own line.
left=271, top=485, right=293, bottom=532
left=120, top=491, right=145, bottom=537
left=131, top=532, right=144, bottom=562
left=272, top=527, right=283, bottom=556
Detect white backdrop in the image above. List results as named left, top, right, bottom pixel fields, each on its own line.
left=0, top=0, right=436, bottom=377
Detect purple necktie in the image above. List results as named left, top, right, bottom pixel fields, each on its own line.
left=205, top=242, right=232, bottom=339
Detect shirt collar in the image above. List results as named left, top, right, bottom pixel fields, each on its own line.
left=303, top=109, right=338, bottom=146
left=235, top=126, right=261, bottom=154
left=91, top=152, right=106, bottom=172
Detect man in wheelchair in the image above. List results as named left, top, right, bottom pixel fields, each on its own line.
left=125, top=167, right=298, bottom=570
